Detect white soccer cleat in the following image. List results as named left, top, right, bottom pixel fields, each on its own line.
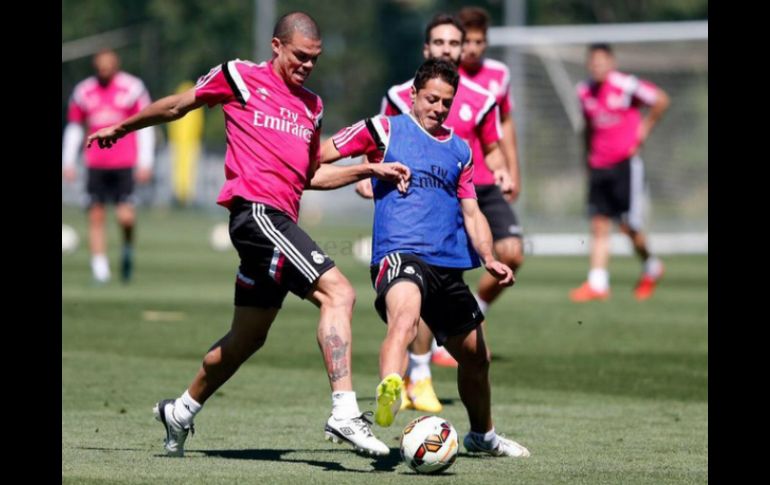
left=325, top=412, right=390, bottom=456
left=463, top=433, right=530, bottom=458
left=153, top=399, right=194, bottom=457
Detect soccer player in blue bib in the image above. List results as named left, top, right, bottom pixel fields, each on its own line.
left=312, top=58, right=530, bottom=458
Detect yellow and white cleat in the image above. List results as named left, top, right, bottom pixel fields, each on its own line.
left=400, top=377, right=413, bottom=410
left=408, top=377, right=443, bottom=413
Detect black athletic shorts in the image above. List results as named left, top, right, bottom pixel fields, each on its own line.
left=475, top=184, right=522, bottom=241
left=369, top=252, right=484, bottom=345
left=86, top=167, right=135, bottom=206
left=229, top=198, right=335, bottom=309
left=588, top=155, right=645, bottom=230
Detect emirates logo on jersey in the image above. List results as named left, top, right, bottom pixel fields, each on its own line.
left=252, top=107, right=314, bottom=142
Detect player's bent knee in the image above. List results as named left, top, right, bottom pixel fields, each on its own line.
left=330, top=282, right=356, bottom=310
left=502, top=251, right=524, bottom=270
left=496, top=239, right=524, bottom=268
left=117, top=212, right=135, bottom=227
left=89, top=206, right=107, bottom=224
left=316, top=270, right=356, bottom=310
left=390, top=314, right=419, bottom=337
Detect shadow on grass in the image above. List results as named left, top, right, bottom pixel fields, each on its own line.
left=357, top=397, right=459, bottom=406
left=197, top=446, right=404, bottom=473
left=75, top=446, right=458, bottom=475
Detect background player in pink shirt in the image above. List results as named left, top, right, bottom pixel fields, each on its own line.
left=570, top=43, right=670, bottom=302
left=86, top=12, right=408, bottom=458
left=62, top=49, right=155, bottom=284
left=457, top=5, right=526, bottom=350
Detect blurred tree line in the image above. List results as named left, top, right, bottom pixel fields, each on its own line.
left=62, top=0, right=707, bottom=149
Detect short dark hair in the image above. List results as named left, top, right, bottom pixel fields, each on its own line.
left=273, top=11, right=321, bottom=43
left=457, top=6, right=490, bottom=33
left=424, top=13, right=466, bottom=44
left=413, top=58, right=460, bottom=93
left=588, top=43, right=613, bottom=55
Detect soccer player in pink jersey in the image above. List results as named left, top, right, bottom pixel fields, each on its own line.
left=457, top=6, right=525, bottom=325
left=87, top=12, right=409, bottom=458
left=62, top=49, right=155, bottom=284
left=356, top=13, right=513, bottom=412
left=570, top=43, right=670, bottom=302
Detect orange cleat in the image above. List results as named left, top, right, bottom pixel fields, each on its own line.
left=406, top=377, right=442, bottom=413
left=635, top=263, right=664, bottom=301
left=430, top=345, right=458, bottom=368
left=569, top=281, right=610, bottom=302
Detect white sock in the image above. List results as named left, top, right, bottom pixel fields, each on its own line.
left=173, top=390, right=202, bottom=428
left=469, top=427, right=500, bottom=449
left=331, top=391, right=360, bottom=419
left=430, top=338, right=446, bottom=353
left=91, top=254, right=111, bottom=282
left=408, top=352, right=432, bottom=382
left=644, top=256, right=663, bottom=278
left=474, top=293, right=489, bottom=314
left=588, top=268, right=609, bottom=291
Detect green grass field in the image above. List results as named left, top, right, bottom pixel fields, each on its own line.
left=62, top=207, right=708, bottom=484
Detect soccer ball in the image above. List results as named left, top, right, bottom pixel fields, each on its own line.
left=400, top=416, right=458, bottom=474
left=209, top=223, right=233, bottom=251
left=62, top=224, right=79, bottom=254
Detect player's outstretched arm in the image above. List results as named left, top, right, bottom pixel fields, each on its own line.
left=87, top=87, right=204, bottom=149
left=308, top=138, right=410, bottom=192
left=461, top=198, right=514, bottom=287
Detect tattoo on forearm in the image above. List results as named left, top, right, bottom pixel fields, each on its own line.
left=323, top=327, right=349, bottom=382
